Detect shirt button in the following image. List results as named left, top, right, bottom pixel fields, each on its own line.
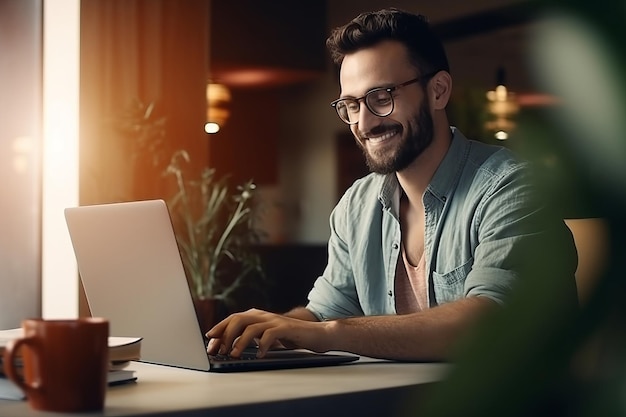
left=392, top=243, right=399, bottom=250
left=442, top=196, right=447, bottom=202
left=388, top=290, right=393, bottom=297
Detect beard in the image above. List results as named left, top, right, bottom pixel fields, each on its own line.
left=356, top=99, right=434, bottom=175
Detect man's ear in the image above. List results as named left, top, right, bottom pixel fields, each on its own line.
left=429, top=71, right=452, bottom=110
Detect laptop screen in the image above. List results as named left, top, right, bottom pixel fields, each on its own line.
left=65, top=200, right=211, bottom=371
left=65, top=199, right=359, bottom=372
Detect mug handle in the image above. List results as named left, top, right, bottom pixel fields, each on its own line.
left=3, top=337, right=40, bottom=396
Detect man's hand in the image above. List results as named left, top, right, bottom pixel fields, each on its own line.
left=206, top=308, right=330, bottom=358
left=206, top=297, right=496, bottom=361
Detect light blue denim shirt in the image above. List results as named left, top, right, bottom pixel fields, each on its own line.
left=306, top=128, right=577, bottom=320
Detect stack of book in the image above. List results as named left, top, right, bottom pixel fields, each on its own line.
left=0, top=328, right=142, bottom=401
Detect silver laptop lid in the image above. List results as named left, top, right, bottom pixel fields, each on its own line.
left=64, top=199, right=210, bottom=371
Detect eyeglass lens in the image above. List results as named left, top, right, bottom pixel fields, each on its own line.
left=335, top=88, right=394, bottom=124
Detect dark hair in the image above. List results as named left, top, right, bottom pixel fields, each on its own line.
left=326, top=8, right=450, bottom=76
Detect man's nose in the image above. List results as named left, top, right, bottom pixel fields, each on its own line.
left=357, top=102, right=382, bottom=132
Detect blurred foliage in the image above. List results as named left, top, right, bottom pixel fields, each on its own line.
left=117, top=100, right=268, bottom=310
left=116, top=99, right=167, bottom=167
left=164, top=150, right=266, bottom=305
left=400, top=1, right=626, bottom=416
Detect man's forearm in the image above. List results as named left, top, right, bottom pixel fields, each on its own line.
left=326, top=296, right=497, bottom=361
left=284, top=306, right=319, bottom=322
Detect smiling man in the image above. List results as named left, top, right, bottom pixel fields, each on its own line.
left=207, top=8, right=578, bottom=361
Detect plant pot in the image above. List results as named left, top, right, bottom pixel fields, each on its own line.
left=193, top=297, right=228, bottom=335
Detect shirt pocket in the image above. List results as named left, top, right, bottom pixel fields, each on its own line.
left=432, top=258, right=473, bottom=305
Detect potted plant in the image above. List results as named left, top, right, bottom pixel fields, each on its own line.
left=163, top=150, right=266, bottom=333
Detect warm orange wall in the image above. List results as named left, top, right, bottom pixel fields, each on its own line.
left=79, top=0, right=210, bottom=206
left=78, top=0, right=210, bottom=316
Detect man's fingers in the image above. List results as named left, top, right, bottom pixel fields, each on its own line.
left=212, top=312, right=253, bottom=354
left=206, top=337, right=222, bottom=354
left=230, top=322, right=273, bottom=357
left=206, top=309, right=271, bottom=356
left=204, top=309, right=312, bottom=358
left=257, top=327, right=285, bottom=357
left=206, top=316, right=229, bottom=339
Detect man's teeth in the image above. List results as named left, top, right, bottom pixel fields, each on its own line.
left=368, top=131, right=395, bottom=143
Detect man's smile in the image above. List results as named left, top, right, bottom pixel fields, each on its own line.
left=362, top=127, right=401, bottom=145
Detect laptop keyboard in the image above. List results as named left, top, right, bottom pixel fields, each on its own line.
left=209, top=353, right=258, bottom=362
left=207, top=349, right=360, bottom=371
left=209, top=346, right=261, bottom=362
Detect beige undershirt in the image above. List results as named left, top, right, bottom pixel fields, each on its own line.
left=394, top=246, right=428, bottom=314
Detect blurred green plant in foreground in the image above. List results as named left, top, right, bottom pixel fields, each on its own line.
left=401, top=1, right=626, bottom=416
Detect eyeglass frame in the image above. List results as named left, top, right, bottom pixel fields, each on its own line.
left=330, top=71, right=438, bottom=125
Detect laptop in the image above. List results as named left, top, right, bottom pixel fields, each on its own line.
left=64, top=199, right=359, bottom=372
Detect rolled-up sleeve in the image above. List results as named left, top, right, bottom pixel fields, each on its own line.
left=306, top=188, right=364, bottom=320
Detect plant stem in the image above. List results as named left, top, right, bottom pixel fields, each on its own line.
left=207, top=199, right=248, bottom=296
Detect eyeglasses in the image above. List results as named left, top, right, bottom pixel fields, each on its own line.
left=330, top=73, right=435, bottom=125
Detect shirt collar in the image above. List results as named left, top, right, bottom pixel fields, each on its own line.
left=378, top=127, right=470, bottom=208
left=427, top=127, right=470, bottom=203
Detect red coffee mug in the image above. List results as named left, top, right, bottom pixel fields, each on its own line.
left=3, top=317, right=109, bottom=412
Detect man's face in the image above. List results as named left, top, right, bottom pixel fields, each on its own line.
left=339, top=40, right=434, bottom=174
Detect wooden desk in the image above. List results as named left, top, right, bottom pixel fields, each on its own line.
left=0, top=358, right=450, bottom=416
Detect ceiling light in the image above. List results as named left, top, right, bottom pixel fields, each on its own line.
left=485, top=67, right=519, bottom=139
left=206, top=82, right=231, bottom=134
